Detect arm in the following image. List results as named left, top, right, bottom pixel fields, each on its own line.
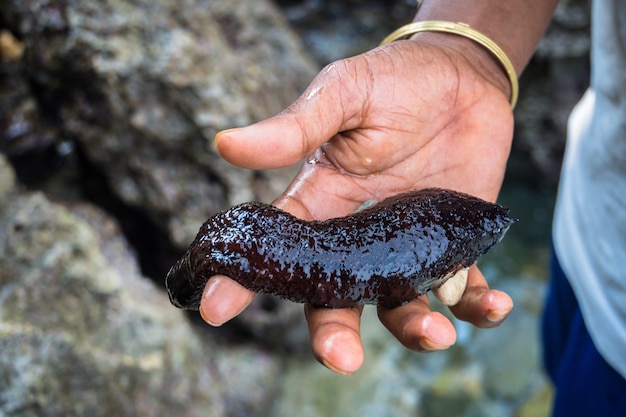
left=200, top=0, right=559, bottom=374
left=413, top=0, right=559, bottom=101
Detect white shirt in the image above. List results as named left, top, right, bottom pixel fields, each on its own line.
left=553, top=0, right=626, bottom=378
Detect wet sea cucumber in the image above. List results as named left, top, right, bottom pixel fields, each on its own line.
left=165, top=188, right=515, bottom=309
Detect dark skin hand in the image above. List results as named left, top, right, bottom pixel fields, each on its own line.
left=199, top=35, right=516, bottom=374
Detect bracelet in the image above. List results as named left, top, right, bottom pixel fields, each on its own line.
left=380, top=21, right=518, bottom=109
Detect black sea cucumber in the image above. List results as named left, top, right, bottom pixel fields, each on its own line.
left=165, top=188, right=515, bottom=309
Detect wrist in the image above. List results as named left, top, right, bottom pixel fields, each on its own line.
left=413, top=0, right=559, bottom=73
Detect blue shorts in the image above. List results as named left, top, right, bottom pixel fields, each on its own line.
left=541, top=249, right=626, bottom=416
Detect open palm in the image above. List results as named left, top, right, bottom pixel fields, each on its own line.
left=201, top=37, right=515, bottom=374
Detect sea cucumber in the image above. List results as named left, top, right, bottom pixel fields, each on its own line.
left=165, top=188, right=515, bottom=309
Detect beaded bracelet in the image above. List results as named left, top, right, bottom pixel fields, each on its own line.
left=380, top=20, right=518, bottom=109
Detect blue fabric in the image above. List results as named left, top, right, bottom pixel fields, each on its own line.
left=541, top=249, right=626, bottom=416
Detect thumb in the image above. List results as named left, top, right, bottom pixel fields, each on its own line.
left=214, top=62, right=363, bottom=169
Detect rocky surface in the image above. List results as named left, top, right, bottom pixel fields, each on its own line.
left=0, top=155, right=221, bottom=416
left=1, top=0, right=310, bottom=413
left=513, top=0, right=591, bottom=186
left=1, top=0, right=315, bottom=250
left=0, top=155, right=283, bottom=416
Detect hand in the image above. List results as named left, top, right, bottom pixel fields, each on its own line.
left=199, top=35, right=515, bottom=374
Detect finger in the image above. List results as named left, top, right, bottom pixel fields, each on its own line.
left=214, top=61, right=363, bottom=170
left=196, top=165, right=326, bottom=327
left=304, top=304, right=365, bottom=374
left=377, top=296, right=457, bottom=352
left=448, top=265, right=514, bottom=328
left=277, top=182, right=367, bottom=375
left=199, top=275, right=256, bottom=326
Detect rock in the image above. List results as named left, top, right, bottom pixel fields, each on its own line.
left=0, top=29, right=24, bottom=62
left=1, top=0, right=316, bottom=248
left=233, top=295, right=311, bottom=353
left=512, top=0, right=591, bottom=187
left=0, top=28, right=65, bottom=185
left=466, top=278, right=547, bottom=402
left=1, top=0, right=315, bottom=353
left=212, top=346, right=283, bottom=417
left=0, top=153, right=16, bottom=197
left=420, top=364, right=484, bottom=417
left=1, top=2, right=312, bottom=412
left=277, top=0, right=409, bottom=64
left=0, top=189, right=280, bottom=416
left=516, top=384, right=554, bottom=417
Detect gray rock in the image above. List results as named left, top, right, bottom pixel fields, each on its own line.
left=212, top=345, right=283, bottom=417
left=0, top=154, right=16, bottom=197
left=0, top=190, right=226, bottom=417
left=1, top=2, right=313, bottom=413
left=466, top=278, right=547, bottom=402
left=1, top=0, right=316, bottom=248
left=0, top=188, right=283, bottom=417
left=512, top=0, right=591, bottom=187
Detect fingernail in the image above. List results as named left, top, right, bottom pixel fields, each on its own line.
left=214, top=128, right=240, bottom=144
left=198, top=280, right=228, bottom=327
left=199, top=293, right=223, bottom=327
left=199, top=308, right=221, bottom=327
left=321, top=358, right=354, bottom=376
left=420, top=338, right=453, bottom=351
left=486, top=308, right=512, bottom=323
left=418, top=314, right=455, bottom=351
